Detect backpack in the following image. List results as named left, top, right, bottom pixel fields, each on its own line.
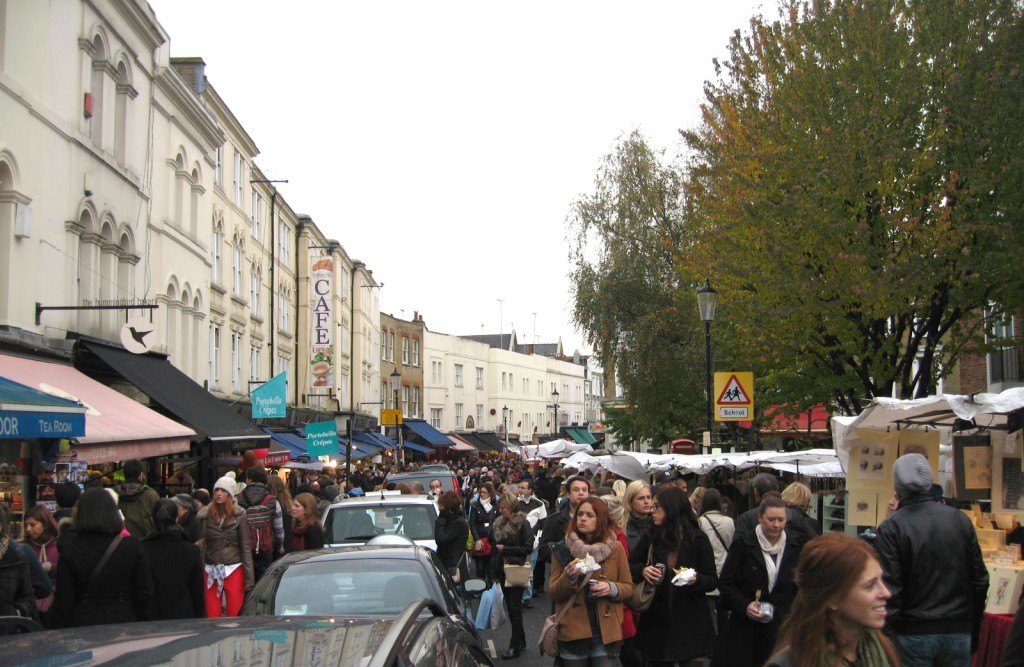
left=244, top=493, right=275, bottom=556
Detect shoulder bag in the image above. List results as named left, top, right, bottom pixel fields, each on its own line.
left=88, top=534, right=124, bottom=588
left=538, top=570, right=593, bottom=657
left=503, top=560, right=532, bottom=587
left=626, top=543, right=656, bottom=613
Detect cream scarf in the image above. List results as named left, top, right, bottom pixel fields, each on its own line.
left=755, top=524, right=786, bottom=593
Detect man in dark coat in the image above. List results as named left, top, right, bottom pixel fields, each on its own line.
left=141, top=500, right=205, bottom=619
left=536, top=476, right=591, bottom=597
left=875, top=454, right=988, bottom=666
left=117, top=459, right=160, bottom=539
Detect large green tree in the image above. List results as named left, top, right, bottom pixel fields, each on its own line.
left=682, top=0, right=1024, bottom=414
left=569, top=131, right=708, bottom=447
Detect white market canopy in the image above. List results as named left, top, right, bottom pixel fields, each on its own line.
left=557, top=448, right=843, bottom=481
left=832, top=386, right=1024, bottom=474
left=517, top=439, right=594, bottom=460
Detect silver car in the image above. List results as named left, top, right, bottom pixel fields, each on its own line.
left=323, top=491, right=438, bottom=551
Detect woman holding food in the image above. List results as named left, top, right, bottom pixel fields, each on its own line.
left=550, top=495, right=634, bottom=667
left=713, top=494, right=801, bottom=667
left=629, top=485, right=718, bottom=667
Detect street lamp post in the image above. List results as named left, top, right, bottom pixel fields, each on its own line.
left=697, top=277, right=718, bottom=455
left=390, top=369, right=403, bottom=472
left=502, top=405, right=509, bottom=453
left=551, top=389, right=560, bottom=439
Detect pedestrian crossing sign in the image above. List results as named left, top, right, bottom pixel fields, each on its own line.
left=714, top=372, right=754, bottom=421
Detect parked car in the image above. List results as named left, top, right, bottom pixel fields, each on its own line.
left=0, top=599, right=495, bottom=666
left=240, top=544, right=477, bottom=637
left=323, top=492, right=438, bottom=550
left=385, top=469, right=461, bottom=494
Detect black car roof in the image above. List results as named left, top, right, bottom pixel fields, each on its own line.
left=274, top=544, right=430, bottom=566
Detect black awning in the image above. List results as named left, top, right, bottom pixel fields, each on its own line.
left=455, top=431, right=505, bottom=452
left=77, top=340, right=269, bottom=445
left=474, top=431, right=506, bottom=452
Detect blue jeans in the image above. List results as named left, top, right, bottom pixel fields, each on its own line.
left=522, top=546, right=538, bottom=601
left=894, top=633, right=971, bottom=667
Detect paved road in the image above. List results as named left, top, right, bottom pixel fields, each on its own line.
left=474, top=589, right=556, bottom=666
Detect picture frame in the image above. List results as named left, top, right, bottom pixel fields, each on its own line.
left=985, top=566, right=1024, bottom=615
left=849, top=428, right=899, bottom=490
left=1001, top=457, right=1024, bottom=511
left=953, top=433, right=992, bottom=501
left=847, top=489, right=879, bottom=527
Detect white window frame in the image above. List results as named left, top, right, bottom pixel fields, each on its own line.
left=477, top=367, right=484, bottom=390
left=401, top=337, right=409, bottom=364
left=455, top=403, right=463, bottom=429
left=431, top=408, right=442, bottom=429
left=412, top=340, right=420, bottom=366
left=211, top=227, right=222, bottom=285
left=233, top=149, right=243, bottom=206
left=454, top=364, right=463, bottom=387
left=251, top=192, right=262, bottom=241
left=231, top=332, right=241, bottom=391
left=232, top=238, right=242, bottom=296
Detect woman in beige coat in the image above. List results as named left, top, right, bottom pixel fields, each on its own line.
left=549, top=496, right=634, bottom=667
left=198, top=472, right=253, bottom=617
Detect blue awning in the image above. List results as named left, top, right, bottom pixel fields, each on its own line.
left=398, top=440, right=433, bottom=454
left=339, top=439, right=376, bottom=459
left=260, top=427, right=306, bottom=459
left=0, top=375, right=87, bottom=439
left=354, top=430, right=396, bottom=450
left=402, top=418, right=453, bottom=447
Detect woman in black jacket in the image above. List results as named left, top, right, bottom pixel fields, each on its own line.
left=142, top=499, right=205, bottom=619
left=630, top=486, right=718, bottom=666
left=51, top=488, right=154, bottom=628
left=286, top=492, right=325, bottom=553
left=491, top=488, right=535, bottom=660
left=713, top=495, right=801, bottom=667
left=469, top=482, right=499, bottom=581
left=434, top=491, right=469, bottom=581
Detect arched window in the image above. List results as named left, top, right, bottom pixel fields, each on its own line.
left=0, top=155, right=31, bottom=323
left=88, top=33, right=107, bottom=148
left=165, top=280, right=179, bottom=355
left=172, top=153, right=186, bottom=228
left=179, top=287, right=192, bottom=375
left=232, top=234, right=243, bottom=297
left=250, top=262, right=262, bottom=314
left=189, top=164, right=203, bottom=237
left=114, top=59, right=136, bottom=166
left=211, top=216, right=223, bottom=286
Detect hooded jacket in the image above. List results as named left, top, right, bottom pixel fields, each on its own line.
left=117, top=481, right=159, bottom=539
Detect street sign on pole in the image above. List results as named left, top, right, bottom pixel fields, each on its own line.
left=380, top=409, right=403, bottom=426
left=714, top=372, right=754, bottom=421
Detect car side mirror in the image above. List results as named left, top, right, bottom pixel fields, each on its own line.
left=463, top=578, right=487, bottom=595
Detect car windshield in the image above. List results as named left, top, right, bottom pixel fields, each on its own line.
left=325, top=504, right=435, bottom=543
left=273, top=559, right=431, bottom=616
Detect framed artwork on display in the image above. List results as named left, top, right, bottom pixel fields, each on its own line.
left=898, top=429, right=940, bottom=480
left=953, top=434, right=992, bottom=501
left=849, top=428, right=899, bottom=490
left=985, top=566, right=1024, bottom=615
left=847, top=489, right=879, bottom=527
left=1001, top=457, right=1024, bottom=511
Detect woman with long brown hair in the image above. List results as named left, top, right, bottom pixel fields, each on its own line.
left=766, top=533, right=899, bottom=667
left=286, top=492, right=324, bottom=552
left=22, top=504, right=59, bottom=616
left=550, top=495, right=634, bottom=667
left=198, top=473, right=253, bottom=617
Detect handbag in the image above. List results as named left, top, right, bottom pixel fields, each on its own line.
left=503, top=561, right=532, bottom=587
left=538, top=571, right=593, bottom=657
left=626, top=544, right=656, bottom=613
left=472, top=536, right=492, bottom=557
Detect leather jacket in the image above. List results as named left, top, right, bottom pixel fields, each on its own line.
left=875, top=492, right=988, bottom=636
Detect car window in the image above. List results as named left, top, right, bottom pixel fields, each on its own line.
left=325, top=504, right=437, bottom=543
left=409, top=619, right=488, bottom=667
left=273, top=559, right=432, bottom=616
left=427, top=550, right=461, bottom=613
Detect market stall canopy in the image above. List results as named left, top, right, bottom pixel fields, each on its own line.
left=446, top=433, right=478, bottom=451
left=0, top=373, right=86, bottom=439
left=520, top=439, right=593, bottom=460
left=401, top=419, right=454, bottom=447
left=77, top=340, right=268, bottom=447
left=563, top=427, right=597, bottom=445
left=559, top=447, right=843, bottom=480
left=0, top=353, right=194, bottom=462
left=832, top=387, right=1024, bottom=474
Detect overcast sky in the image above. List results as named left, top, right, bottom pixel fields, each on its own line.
left=150, top=0, right=770, bottom=354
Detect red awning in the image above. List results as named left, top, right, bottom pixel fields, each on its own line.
left=765, top=404, right=831, bottom=433
left=0, top=353, right=195, bottom=463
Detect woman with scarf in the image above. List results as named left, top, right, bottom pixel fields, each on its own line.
left=713, top=494, right=801, bottom=667
left=630, top=486, right=718, bottom=667
left=622, top=480, right=652, bottom=554
left=550, top=495, right=633, bottom=667
left=766, top=533, right=899, bottom=667
left=491, top=489, right=534, bottom=660
left=287, top=492, right=325, bottom=552
left=469, top=482, right=499, bottom=581
left=22, top=505, right=59, bottom=617
left=198, top=473, right=253, bottom=617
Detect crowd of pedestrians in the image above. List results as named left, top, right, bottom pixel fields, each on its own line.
left=1, top=451, right=1019, bottom=667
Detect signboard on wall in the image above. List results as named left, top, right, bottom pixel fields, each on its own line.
left=310, top=257, right=334, bottom=395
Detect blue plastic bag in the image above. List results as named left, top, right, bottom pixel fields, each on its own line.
left=475, top=584, right=495, bottom=631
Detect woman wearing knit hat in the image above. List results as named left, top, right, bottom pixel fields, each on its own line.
left=197, top=472, right=253, bottom=617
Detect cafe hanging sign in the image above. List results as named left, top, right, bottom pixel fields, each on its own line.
left=310, top=257, right=335, bottom=394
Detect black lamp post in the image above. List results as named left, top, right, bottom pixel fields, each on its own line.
left=551, top=389, right=560, bottom=438
left=389, top=369, right=403, bottom=472
left=697, top=277, right=718, bottom=455
left=502, top=405, right=509, bottom=452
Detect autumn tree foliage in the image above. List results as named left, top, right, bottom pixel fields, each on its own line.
left=568, top=132, right=707, bottom=446
left=682, top=0, right=1024, bottom=414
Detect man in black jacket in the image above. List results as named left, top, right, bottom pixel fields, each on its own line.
left=535, top=476, right=591, bottom=598
left=875, top=453, right=988, bottom=667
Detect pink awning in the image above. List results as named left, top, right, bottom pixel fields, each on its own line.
left=0, top=354, right=195, bottom=463
left=447, top=433, right=478, bottom=451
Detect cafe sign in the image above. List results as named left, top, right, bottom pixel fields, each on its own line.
left=310, top=257, right=334, bottom=394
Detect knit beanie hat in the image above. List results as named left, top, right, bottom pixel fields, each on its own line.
left=214, top=471, right=238, bottom=496
left=893, top=453, right=932, bottom=497
left=172, top=493, right=195, bottom=511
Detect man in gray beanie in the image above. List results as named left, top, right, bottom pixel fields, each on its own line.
left=875, top=453, right=989, bottom=666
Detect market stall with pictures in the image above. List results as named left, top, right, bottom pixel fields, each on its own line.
left=834, top=387, right=1024, bottom=621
